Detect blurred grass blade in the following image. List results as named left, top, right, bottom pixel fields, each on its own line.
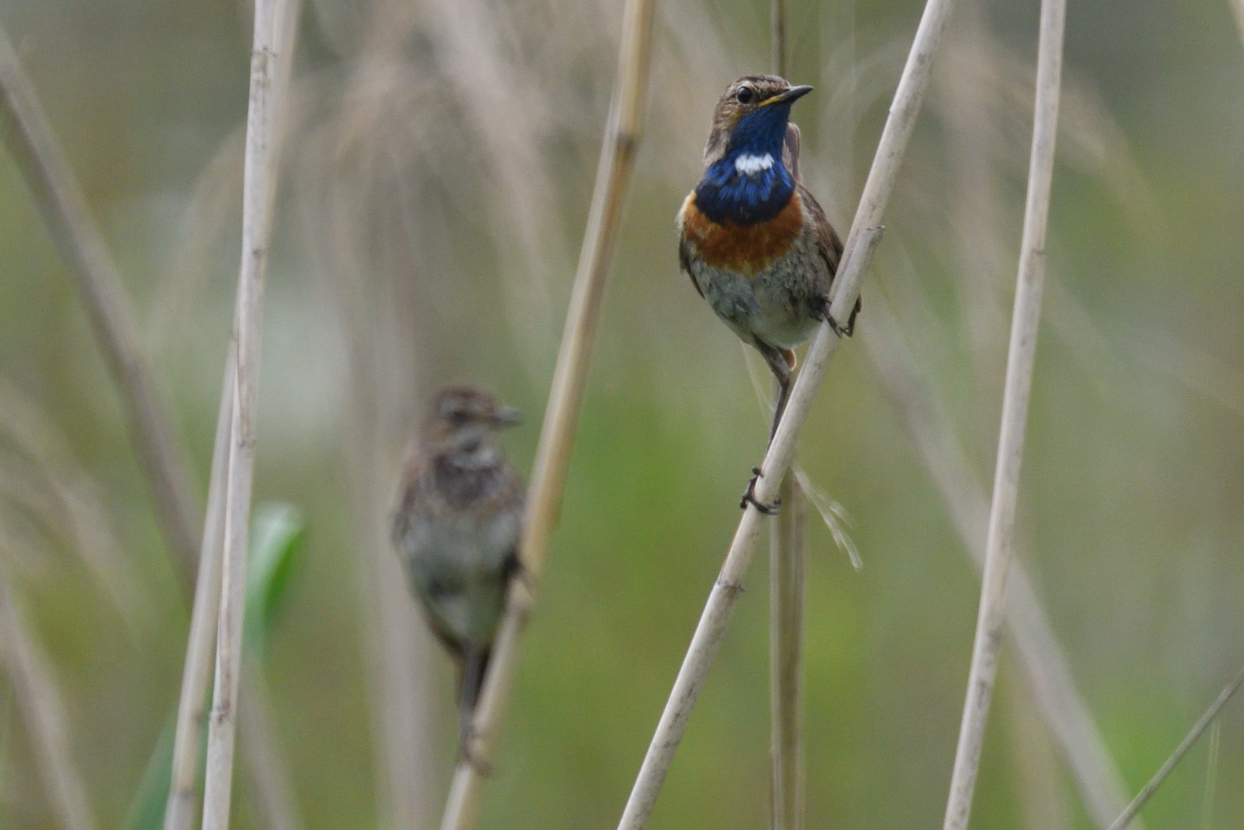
left=1107, top=663, right=1244, bottom=830
left=124, top=716, right=176, bottom=830
left=244, top=503, right=307, bottom=655
left=0, top=574, right=97, bottom=830
left=1199, top=720, right=1221, bottom=830
left=1231, top=0, right=1244, bottom=49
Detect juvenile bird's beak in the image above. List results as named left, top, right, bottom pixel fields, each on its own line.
left=493, top=406, right=522, bottom=427
left=761, top=84, right=814, bottom=107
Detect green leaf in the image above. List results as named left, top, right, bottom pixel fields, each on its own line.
left=122, top=713, right=175, bottom=830
left=244, top=502, right=307, bottom=656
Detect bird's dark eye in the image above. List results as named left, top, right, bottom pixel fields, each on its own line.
left=736, top=86, right=754, bottom=104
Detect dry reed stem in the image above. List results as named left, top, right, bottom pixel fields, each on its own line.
left=437, top=2, right=655, bottom=828
left=164, top=351, right=234, bottom=830
left=862, top=290, right=1139, bottom=830
left=1106, top=663, right=1244, bottom=830
left=0, top=574, right=96, bottom=830
left=940, top=0, right=1065, bottom=824
left=615, top=0, right=956, bottom=820
left=201, top=0, right=285, bottom=824
left=0, top=22, right=202, bottom=590
left=769, top=473, right=804, bottom=830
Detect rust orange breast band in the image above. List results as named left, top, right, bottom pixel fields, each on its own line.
left=681, top=190, right=803, bottom=275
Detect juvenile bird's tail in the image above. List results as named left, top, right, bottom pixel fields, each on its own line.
left=458, top=646, right=491, bottom=747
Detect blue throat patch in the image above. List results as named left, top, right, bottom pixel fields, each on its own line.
left=694, top=103, right=795, bottom=227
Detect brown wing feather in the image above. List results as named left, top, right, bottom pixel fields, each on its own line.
left=797, top=183, right=843, bottom=283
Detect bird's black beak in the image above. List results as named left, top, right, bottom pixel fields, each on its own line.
left=492, top=406, right=522, bottom=427
left=762, top=84, right=814, bottom=107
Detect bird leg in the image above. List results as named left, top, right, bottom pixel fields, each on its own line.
left=741, top=465, right=781, bottom=514
left=816, top=293, right=861, bottom=338
left=740, top=342, right=795, bottom=514
left=758, top=342, right=795, bottom=445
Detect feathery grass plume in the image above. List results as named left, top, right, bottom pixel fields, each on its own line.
left=742, top=348, right=861, bottom=569
left=0, top=23, right=202, bottom=590
left=200, top=0, right=292, bottom=823
left=0, top=380, right=140, bottom=625
left=941, top=0, right=1066, bottom=824
left=1106, top=663, right=1244, bottom=830
left=0, top=574, right=96, bottom=830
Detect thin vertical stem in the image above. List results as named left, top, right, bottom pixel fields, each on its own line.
left=769, top=2, right=802, bottom=826
left=769, top=474, right=804, bottom=830
left=164, top=351, right=235, bottom=830
left=201, top=0, right=285, bottom=824
left=436, top=2, right=655, bottom=829
left=940, top=0, right=1066, bottom=825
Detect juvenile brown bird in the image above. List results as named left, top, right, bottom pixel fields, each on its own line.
left=391, top=385, right=524, bottom=750
left=677, top=76, right=859, bottom=509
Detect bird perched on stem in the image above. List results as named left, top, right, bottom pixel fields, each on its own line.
left=677, top=75, right=858, bottom=512
left=391, top=385, right=524, bottom=759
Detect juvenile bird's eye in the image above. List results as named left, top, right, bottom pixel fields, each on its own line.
left=736, top=86, right=754, bottom=104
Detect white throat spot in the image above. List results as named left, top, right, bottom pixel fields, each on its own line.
left=734, top=152, right=775, bottom=176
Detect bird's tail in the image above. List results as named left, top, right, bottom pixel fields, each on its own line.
left=458, top=646, right=491, bottom=746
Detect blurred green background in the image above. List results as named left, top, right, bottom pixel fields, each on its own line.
left=0, top=0, right=1242, bottom=828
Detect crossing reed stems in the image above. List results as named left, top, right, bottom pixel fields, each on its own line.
left=200, top=0, right=289, bottom=823
left=163, top=350, right=234, bottom=830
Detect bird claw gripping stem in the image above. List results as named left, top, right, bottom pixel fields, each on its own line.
left=741, top=466, right=782, bottom=514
